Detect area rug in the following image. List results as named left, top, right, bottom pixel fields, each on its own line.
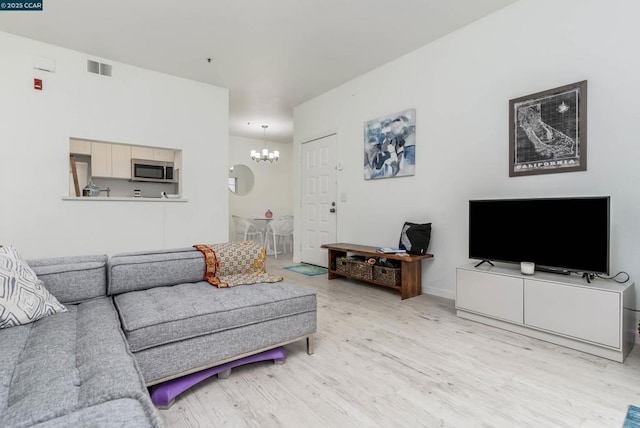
left=284, top=264, right=328, bottom=276
left=624, top=405, right=640, bottom=427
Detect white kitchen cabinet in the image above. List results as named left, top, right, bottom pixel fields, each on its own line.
left=131, top=146, right=174, bottom=162
left=80, top=140, right=175, bottom=180
left=153, top=148, right=175, bottom=162
left=91, top=142, right=131, bottom=179
left=131, top=146, right=154, bottom=160
left=455, top=263, right=635, bottom=362
left=69, top=139, right=91, bottom=155
left=91, top=142, right=112, bottom=178
left=111, top=144, right=132, bottom=179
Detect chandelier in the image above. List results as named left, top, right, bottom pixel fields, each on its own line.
left=250, top=125, right=279, bottom=162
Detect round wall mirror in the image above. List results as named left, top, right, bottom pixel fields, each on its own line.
left=228, top=164, right=254, bottom=195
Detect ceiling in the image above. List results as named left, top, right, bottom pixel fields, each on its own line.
left=0, top=0, right=518, bottom=143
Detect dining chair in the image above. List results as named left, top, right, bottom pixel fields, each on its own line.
left=265, top=216, right=294, bottom=258
left=232, top=215, right=264, bottom=244
left=249, top=214, right=269, bottom=241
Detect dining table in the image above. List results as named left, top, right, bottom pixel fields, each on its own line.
left=249, top=217, right=278, bottom=255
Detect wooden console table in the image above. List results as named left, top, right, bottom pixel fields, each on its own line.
left=321, top=243, right=434, bottom=300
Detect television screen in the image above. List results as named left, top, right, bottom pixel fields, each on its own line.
left=469, top=197, right=610, bottom=274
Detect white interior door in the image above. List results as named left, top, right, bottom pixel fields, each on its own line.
left=301, top=134, right=337, bottom=267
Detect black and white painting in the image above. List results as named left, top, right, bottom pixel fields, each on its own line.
left=509, top=81, right=587, bottom=177
left=364, top=108, right=416, bottom=180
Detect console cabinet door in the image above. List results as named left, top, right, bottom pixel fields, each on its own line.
left=524, top=280, right=620, bottom=348
left=456, top=269, right=524, bottom=323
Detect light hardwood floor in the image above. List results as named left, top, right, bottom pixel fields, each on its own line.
left=160, top=255, right=640, bottom=427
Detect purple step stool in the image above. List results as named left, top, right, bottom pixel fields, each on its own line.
left=151, top=347, right=287, bottom=408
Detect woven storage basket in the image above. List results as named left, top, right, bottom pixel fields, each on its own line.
left=335, top=257, right=350, bottom=275
left=336, top=257, right=373, bottom=281
left=373, top=265, right=401, bottom=286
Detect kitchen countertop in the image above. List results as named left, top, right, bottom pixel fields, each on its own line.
left=61, top=196, right=188, bottom=202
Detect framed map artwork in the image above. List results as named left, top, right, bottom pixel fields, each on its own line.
left=509, top=81, right=587, bottom=177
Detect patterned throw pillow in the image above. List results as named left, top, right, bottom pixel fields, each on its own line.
left=0, top=246, right=67, bottom=329
left=193, top=241, right=283, bottom=288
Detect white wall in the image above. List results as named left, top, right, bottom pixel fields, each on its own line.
left=228, top=135, right=293, bottom=241
left=293, top=0, right=640, bottom=309
left=0, top=31, right=229, bottom=258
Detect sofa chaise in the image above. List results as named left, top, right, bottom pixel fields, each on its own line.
left=0, top=246, right=317, bottom=427
left=107, top=247, right=317, bottom=385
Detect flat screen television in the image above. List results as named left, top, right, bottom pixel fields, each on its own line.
left=469, top=197, right=610, bottom=274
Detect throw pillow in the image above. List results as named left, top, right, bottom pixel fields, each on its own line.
left=0, top=246, right=67, bottom=329
left=398, top=222, right=432, bottom=255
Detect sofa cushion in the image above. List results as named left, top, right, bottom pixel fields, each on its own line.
left=108, top=247, right=205, bottom=295
left=0, top=246, right=67, bottom=329
left=0, top=297, right=161, bottom=428
left=28, top=254, right=108, bottom=304
left=31, top=398, right=157, bottom=428
left=136, top=311, right=316, bottom=384
left=114, top=280, right=317, bottom=353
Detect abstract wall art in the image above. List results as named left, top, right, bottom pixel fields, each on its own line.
left=364, top=108, right=416, bottom=180
left=509, top=81, right=587, bottom=177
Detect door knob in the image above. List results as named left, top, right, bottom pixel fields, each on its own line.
left=330, top=202, right=336, bottom=213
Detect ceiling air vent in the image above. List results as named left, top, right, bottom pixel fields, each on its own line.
left=87, top=60, right=99, bottom=74
left=87, top=60, right=113, bottom=77
left=99, top=63, right=112, bottom=77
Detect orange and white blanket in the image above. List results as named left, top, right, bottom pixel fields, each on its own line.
left=193, top=241, right=283, bottom=288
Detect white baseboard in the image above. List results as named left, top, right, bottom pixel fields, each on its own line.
left=424, top=286, right=454, bottom=300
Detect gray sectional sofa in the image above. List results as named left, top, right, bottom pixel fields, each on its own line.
left=0, top=247, right=317, bottom=427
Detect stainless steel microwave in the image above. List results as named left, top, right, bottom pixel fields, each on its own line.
left=131, top=159, right=174, bottom=183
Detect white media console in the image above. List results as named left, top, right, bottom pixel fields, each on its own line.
left=456, top=263, right=635, bottom=362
